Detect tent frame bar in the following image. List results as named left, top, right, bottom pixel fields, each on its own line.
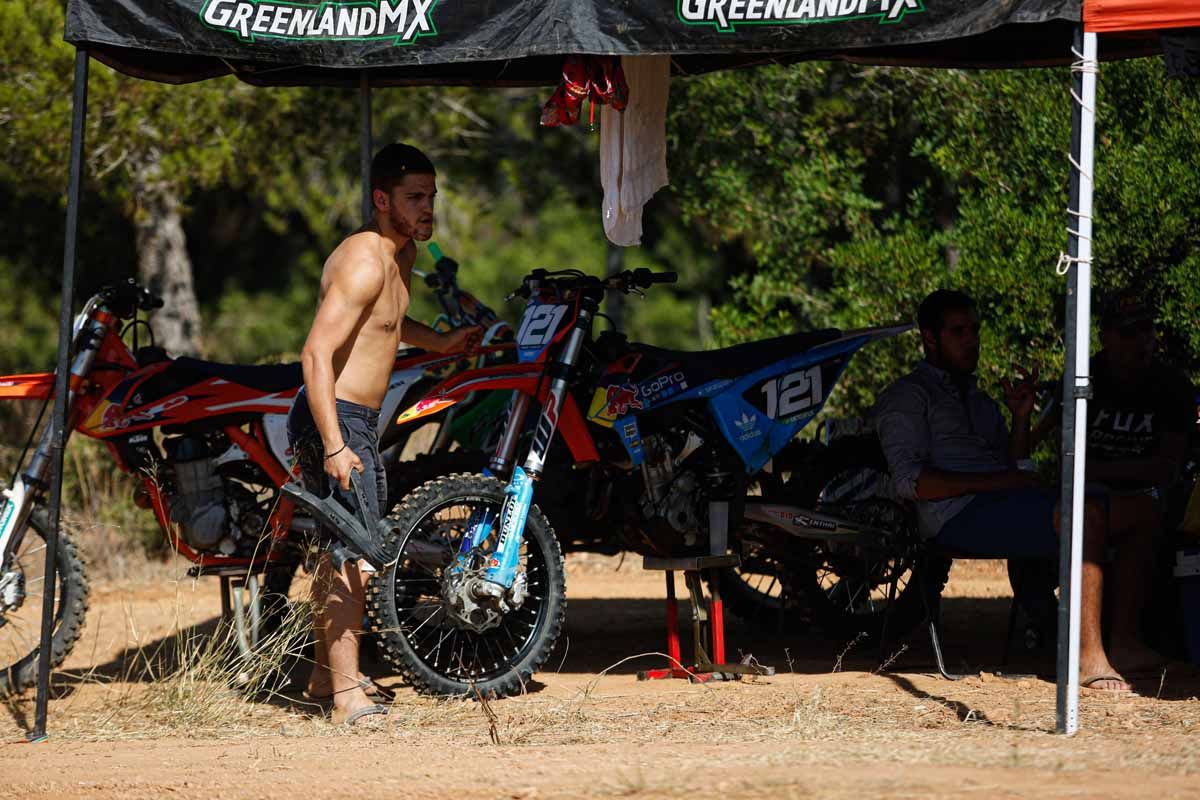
left=360, top=71, right=373, bottom=225
left=1056, top=25, right=1098, bottom=737
left=30, top=47, right=90, bottom=743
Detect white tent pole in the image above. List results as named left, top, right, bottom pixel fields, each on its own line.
left=1056, top=26, right=1098, bottom=737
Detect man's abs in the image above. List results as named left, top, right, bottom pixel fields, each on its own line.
left=332, top=325, right=402, bottom=409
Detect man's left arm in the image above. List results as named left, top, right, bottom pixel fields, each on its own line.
left=400, top=317, right=481, bottom=354
left=395, top=241, right=481, bottom=354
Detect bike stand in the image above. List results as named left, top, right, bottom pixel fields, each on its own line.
left=636, top=555, right=775, bottom=683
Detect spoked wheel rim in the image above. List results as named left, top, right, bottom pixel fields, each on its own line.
left=385, top=496, right=550, bottom=684
left=812, top=549, right=914, bottom=621
left=733, top=565, right=785, bottom=610
left=0, top=528, right=63, bottom=672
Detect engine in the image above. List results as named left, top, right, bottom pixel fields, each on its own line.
left=638, top=429, right=716, bottom=549
left=162, top=434, right=270, bottom=556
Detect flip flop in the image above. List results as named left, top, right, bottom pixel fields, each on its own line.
left=336, top=705, right=386, bottom=729
left=1080, top=673, right=1132, bottom=693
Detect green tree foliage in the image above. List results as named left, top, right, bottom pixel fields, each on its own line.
left=670, top=59, right=1200, bottom=418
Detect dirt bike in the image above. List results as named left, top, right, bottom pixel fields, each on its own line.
left=365, top=267, right=914, bottom=697
left=0, top=253, right=510, bottom=696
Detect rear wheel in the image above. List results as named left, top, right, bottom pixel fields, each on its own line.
left=712, top=471, right=810, bottom=631
left=0, top=508, right=90, bottom=697
left=788, top=435, right=947, bottom=642
left=366, top=473, right=566, bottom=697
left=715, top=515, right=811, bottom=632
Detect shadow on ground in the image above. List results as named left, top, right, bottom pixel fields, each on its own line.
left=25, top=586, right=1199, bottom=739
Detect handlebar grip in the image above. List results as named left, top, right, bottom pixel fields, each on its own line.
left=630, top=268, right=677, bottom=289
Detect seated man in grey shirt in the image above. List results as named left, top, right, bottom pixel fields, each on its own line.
left=871, top=289, right=1160, bottom=693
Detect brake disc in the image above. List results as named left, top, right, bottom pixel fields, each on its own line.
left=0, top=569, right=25, bottom=617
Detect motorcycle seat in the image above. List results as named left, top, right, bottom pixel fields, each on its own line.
left=171, top=357, right=303, bottom=394
left=633, top=329, right=842, bottom=385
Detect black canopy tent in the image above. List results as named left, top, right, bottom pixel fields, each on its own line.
left=28, top=0, right=1172, bottom=740
left=69, top=0, right=1164, bottom=85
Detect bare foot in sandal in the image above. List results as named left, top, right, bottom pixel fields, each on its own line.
left=305, top=672, right=386, bottom=701
left=1080, top=670, right=1132, bottom=693
left=1079, top=650, right=1132, bottom=693
left=332, top=699, right=388, bottom=727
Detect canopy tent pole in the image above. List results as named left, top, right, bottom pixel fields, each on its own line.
left=360, top=71, right=373, bottom=225
left=1056, top=26, right=1098, bottom=737
left=30, top=48, right=90, bottom=743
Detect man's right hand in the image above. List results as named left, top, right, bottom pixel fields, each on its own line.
left=1000, top=468, right=1043, bottom=491
left=324, top=445, right=364, bottom=490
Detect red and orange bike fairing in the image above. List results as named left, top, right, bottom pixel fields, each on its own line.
left=0, top=295, right=511, bottom=571
left=0, top=373, right=55, bottom=400
left=397, top=361, right=600, bottom=465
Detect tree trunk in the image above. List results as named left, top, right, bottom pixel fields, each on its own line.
left=132, top=156, right=202, bottom=357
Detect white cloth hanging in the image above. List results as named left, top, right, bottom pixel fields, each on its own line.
left=600, top=55, right=670, bottom=247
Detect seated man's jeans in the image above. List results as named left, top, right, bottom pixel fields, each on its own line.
left=934, top=488, right=1060, bottom=558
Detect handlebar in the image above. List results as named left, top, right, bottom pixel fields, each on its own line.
left=507, top=268, right=677, bottom=301
left=97, top=278, right=164, bottom=319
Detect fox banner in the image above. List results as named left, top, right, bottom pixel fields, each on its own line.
left=65, top=0, right=1100, bottom=86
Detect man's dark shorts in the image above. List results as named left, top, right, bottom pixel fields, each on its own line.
left=935, top=488, right=1059, bottom=558
left=287, top=388, right=387, bottom=558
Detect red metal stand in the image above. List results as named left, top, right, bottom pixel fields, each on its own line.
left=636, top=556, right=773, bottom=682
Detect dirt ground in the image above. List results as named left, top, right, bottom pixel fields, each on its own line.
left=2, top=555, right=1199, bottom=799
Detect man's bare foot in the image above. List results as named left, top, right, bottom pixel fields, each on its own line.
left=1079, top=653, right=1132, bottom=693
left=306, top=672, right=382, bottom=700
left=331, top=689, right=387, bottom=726
left=1081, top=673, right=1132, bottom=693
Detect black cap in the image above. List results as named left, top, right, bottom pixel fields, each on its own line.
left=1099, top=291, right=1154, bottom=330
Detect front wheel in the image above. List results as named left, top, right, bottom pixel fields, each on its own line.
left=0, top=508, right=90, bottom=697
left=366, top=472, right=566, bottom=697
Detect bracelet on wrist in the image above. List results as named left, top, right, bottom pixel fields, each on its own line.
left=323, top=444, right=347, bottom=460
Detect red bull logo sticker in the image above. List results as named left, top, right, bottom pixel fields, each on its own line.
left=605, top=383, right=644, bottom=417
left=588, top=383, right=644, bottom=426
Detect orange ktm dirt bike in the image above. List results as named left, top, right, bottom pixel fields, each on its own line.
left=0, top=265, right=511, bottom=697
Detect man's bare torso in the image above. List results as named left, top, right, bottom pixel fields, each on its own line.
left=318, top=229, right=416, bottom=409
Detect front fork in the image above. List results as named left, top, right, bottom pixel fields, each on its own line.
left=475, top=305, right=593, bottom=594
left=0, top=314, right=103, bottom=568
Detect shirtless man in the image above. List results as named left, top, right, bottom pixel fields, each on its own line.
left=287, top=143, right=477, bottom=725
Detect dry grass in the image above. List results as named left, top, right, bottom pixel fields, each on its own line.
left=46, top=583, right=315, bottom=741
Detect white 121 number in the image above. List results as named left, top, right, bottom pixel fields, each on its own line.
left=517, top=304, right=569, bottom=348
left=761, top=366, right=822, bottom=419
